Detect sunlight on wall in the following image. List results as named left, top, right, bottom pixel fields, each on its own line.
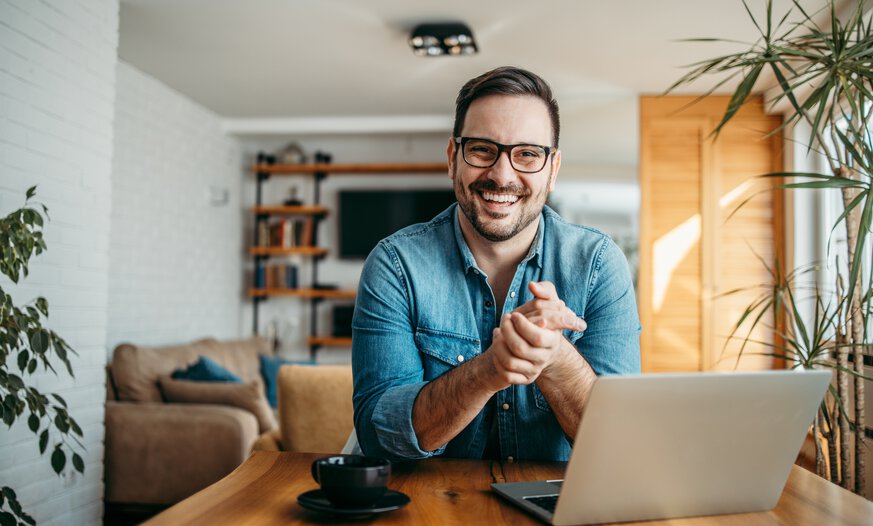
left=653, top=214, right=701, bottom=310
left=718, top=179, right=754, bottom=209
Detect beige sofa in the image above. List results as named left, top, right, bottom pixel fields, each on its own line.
left=104, top=337, right=275, bottom=506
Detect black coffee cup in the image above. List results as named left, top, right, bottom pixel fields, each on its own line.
left=310, top=455, right=391, bottom=508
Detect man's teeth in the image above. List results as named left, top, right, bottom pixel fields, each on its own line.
left=481, top=192, right=519, bottom=203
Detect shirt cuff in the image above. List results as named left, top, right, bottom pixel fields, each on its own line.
left=372, top=381, right=447, bottom=459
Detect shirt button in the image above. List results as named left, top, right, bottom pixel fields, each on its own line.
left=502, top=403, right=510, bottom=411
left=485, top=300, right=493, bottom=308
left=473, top=269, right=479, bottom=275
left=457, top=355, right=465, bottom=363
left=510, top=291, right=516, bottom=298
left=507, top=456, right=514, bottom=462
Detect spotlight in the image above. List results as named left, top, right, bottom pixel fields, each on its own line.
left=409, top=22, right=478, bottom=57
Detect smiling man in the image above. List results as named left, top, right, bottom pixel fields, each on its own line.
left=352, top=67, right=641, bottom=462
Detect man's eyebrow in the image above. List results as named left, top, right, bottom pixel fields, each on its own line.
left=465, top=136, right=551, bottom=146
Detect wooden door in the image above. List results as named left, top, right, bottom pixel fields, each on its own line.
left=639, top=96, right=784, bottom=372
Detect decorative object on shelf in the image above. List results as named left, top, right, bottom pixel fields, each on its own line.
left=0, top=186, right=84, bottom=525
left=667, top=0, right=872, bottom=496
left=276, top=142, right=307, bottom=165
left=409, top=22, right=478, bottom=56
left=283, top=186, right=303, bottom=206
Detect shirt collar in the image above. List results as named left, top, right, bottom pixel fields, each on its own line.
left=452, top=205, right=546, bottom=274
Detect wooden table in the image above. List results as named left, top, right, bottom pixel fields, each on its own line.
left=144, top=451, right=873, bottom=525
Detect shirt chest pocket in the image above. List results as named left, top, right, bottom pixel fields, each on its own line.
left=414, top=329, right=480, bottom=381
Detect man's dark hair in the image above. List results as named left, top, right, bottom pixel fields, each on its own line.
left=453, top=66, right=560, bottom=148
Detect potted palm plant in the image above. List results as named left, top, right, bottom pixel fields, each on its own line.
left=1, top=187, right=85, bottom=525
left=668, top=0, right=871, bottom=495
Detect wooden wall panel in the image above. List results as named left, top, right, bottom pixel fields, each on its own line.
left=711, top=117, right=783, bottom=371
left=640, top=96, right=784, bottom=373
left=641, top=119, right=704, bottom=372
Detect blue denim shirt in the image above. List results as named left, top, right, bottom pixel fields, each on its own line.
left=352, top=204, right=641, bottom=462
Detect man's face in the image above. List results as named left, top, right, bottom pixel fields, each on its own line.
left=448, top=95, right=559, bottom=243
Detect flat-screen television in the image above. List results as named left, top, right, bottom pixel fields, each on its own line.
left=339, top=189, right=456, bottom=259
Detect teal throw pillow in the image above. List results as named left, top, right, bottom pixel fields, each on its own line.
left=172, top=355, right=243, bottom=383
left=259, top=354, right=315, bottom=408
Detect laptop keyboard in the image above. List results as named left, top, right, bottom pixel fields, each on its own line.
left=525, top=495, right=559, bottom=513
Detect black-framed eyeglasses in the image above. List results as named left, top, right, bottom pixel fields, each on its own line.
left=454, top=137, right=554, bottom=174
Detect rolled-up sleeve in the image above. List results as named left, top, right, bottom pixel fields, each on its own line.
left=352, top=242, right=444, bottom=460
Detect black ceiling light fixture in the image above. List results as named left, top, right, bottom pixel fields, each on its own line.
left=409, top=22, right=478, bottom=57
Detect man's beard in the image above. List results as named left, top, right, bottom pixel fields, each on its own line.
left=453, top=165, right=548, bottom=242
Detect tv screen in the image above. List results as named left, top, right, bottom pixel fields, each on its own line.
left=339, top=189, right=456, bottom=259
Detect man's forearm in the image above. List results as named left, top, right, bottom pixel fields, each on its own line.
left=536, top=338, right=596, bottom=438
left=412, top=354, right=505, bottom=452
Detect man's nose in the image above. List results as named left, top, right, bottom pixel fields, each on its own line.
left=486, top=150, right=518, bottom=185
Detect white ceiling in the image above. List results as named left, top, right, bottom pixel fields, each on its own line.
left=119, top=0, right=833, bottom=121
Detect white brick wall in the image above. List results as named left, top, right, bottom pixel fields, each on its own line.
left=107, top=61, right=243, bottom=349
left=0, top=0, right=118, bottom=524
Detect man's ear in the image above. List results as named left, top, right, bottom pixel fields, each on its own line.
left=548, top=149, right=561, bottom=192
left=446, top=137, right=456, bottom=180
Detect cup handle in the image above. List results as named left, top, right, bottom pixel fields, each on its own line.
left=311, top=461, right=320, bottom=484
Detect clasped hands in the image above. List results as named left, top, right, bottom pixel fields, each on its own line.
left=484, top=281, right=586, bottom=390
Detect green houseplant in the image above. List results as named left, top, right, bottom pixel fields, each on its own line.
left=1, top=187, right=85, bottom=525
left=668, top=0, right=872, bottom=495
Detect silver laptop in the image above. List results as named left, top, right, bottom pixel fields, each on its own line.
left=492, top=369, right=830, bottom=525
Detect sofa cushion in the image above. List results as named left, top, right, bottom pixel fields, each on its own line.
left=111, top=337, right=272, bottom=403
left=259, top=355, right=314, bottom=408
left=172, top=356, right=243, bottom=383
left=159, top=376, right=277, bottom=433
left=277, top=364, right=353, bottom=453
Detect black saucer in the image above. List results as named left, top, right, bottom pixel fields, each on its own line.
left=297, top=489, right=410, bottom=516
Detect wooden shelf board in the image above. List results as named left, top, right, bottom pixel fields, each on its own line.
left=252, top=205, right=328, bottom=216
left=249, top=288, right=356, bottom=299
left=249, top=246, right=328, bottom=257
left=307, top=336, right=352, bottom=347
left=252, top=162, right=448, bottom=175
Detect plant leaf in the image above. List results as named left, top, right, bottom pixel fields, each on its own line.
left=846, top=190, right=872, bottom=302
left=70, top=419, right=83, bottom=438
left=50, top=446, right=65, bottom=474
left=16, top=351, right=27, bottom=373
left=27, top=413, right=38, bottom=433
left=38, top=430, right=48, bottom=454
left=72, top=453, right=84, bottom=474
left=53, top=412, right=69, bottom=434
left=715, top=62, right=765, bottom=134
left=29, top=331, right=48, bottom=354
left=50, top=394, right=67, bottom=409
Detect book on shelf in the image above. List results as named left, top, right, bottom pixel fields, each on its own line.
left=293, top=220, right=304, bottom=247
left=255, top=217, right=317, bottom=251
left=300, top=217, right=315, bottom=247
left=255, top=265, right=266, bottom=288
left=262, top=263, right=299, bottom=289
left=267, top=218, right=295, bottom=248
left=257, top=220, right=270, bottom=247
